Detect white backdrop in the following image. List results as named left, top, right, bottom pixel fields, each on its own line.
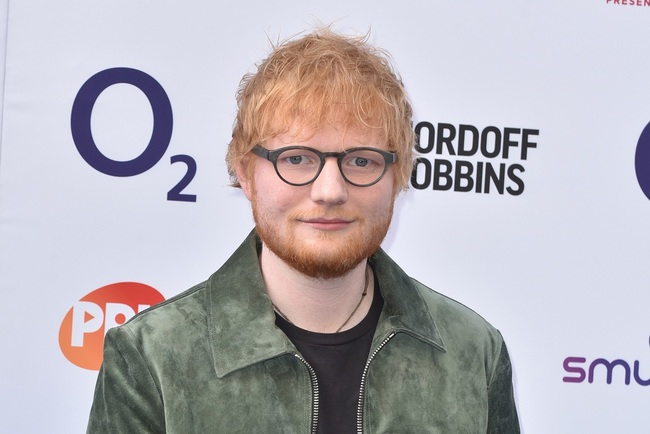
left=1, top=1, right=649, bottom=433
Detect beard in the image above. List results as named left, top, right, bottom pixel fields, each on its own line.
left=251, top=197, right=394, bottom=279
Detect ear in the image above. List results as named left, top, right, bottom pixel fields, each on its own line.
left=235, top=156, right=254, bottom=201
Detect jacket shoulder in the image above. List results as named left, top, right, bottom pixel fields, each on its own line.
left=411, top=278, right=504, bottom=349
left=116, top=280, right=210, bottom=341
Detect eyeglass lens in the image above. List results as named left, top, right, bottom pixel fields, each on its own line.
left=275, top=148, right=388, bottom=186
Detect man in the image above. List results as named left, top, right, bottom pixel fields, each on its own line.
left=88, top=28, right=520, bottom=433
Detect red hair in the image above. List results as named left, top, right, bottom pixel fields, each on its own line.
left=227, top=27, right=414, bottom=191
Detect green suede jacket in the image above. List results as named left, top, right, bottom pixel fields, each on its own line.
left=87, top=231, right=520, bottom=433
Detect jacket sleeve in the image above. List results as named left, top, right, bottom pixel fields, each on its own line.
left=487, top=338, right=520, bottom=434
left=87, top=327, right=166, bottom=434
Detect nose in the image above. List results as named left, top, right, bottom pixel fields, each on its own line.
left=310, top=157, right=348, bottom=204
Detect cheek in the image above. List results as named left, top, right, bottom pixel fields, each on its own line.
left=375, top=197, right=394, bottom=218
left=252, top=176, right=297, bottom=214
left=373, top=179, right=396, bottom=211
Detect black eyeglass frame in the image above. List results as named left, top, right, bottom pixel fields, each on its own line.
left=250, top=145, right=397, bottom=187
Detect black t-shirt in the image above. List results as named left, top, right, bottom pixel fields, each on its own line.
left=275, top=278, right=384, bottom=434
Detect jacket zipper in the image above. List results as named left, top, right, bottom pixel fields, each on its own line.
left=356, top=332, right=396, bottom=434
left=294, top=353, right=320, bottom=434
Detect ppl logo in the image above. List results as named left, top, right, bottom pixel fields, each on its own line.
left=635, top=121, right=650, bottom=201
left=562, top=335, right=650, bottom=386
left=59, top=282, right=165, bottom=370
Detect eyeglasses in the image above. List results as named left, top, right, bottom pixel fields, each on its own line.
left=251, top=145, right=397, bottom=187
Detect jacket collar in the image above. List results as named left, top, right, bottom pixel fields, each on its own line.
left=207, top=230, right=446, bottom=378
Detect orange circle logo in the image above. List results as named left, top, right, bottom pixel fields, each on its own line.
left=59, top=282, right=165, bottom=370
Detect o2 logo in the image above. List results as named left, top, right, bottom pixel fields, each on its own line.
left=58, top=282, right=165, bottom=370
left=71, top=67, right=196, bottom=202
left=636, top=121, right=650, bottom=201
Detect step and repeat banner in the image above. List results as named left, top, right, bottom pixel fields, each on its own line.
left=1, top=1, right=648, bottom=432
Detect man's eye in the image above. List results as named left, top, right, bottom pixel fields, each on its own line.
left=351, top=157, right=370, bottom=167
left=286, top=155, right=309, bottom=165
left=346, top=154, right=379, bottom=168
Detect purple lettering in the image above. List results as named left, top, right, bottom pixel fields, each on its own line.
left=563, top=357, right=587, bottom=383
left=633, top=361, right=650, bottom=386
left=589, top=358, right=631, bottom=385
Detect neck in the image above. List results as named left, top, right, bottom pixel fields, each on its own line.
left=259, top=243, right=374, bottom=333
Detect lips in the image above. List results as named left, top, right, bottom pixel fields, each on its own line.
left=299, top=217, right=354, bottom=231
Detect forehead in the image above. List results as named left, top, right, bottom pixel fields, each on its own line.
left=266, top=122, right=385, bottom=150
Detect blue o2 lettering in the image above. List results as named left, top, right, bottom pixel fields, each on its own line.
left=71, top=67, right=196, bottom=202
left=71, top=68, right=172, bottom=177
left=635, top=121, right=650, bottom=201
left=168, top=155, right=197, bottom=202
